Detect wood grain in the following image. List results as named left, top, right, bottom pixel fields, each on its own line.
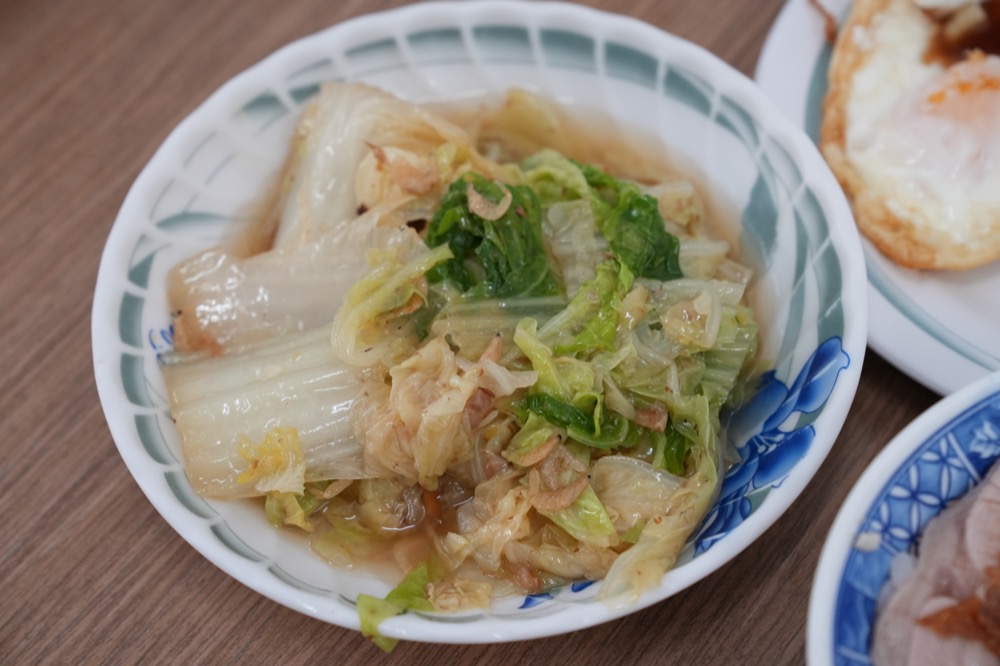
left=0, top=0, right=939, bottom=663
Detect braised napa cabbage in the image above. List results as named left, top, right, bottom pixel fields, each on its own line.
left=161, top=82, right=761, bottom=642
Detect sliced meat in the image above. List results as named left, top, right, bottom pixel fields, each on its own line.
left=909, top=597, right=1000, bottom=666
left=872, top=463, right=1000, bottom=665
left=966, top=470, right=1000, bottom=574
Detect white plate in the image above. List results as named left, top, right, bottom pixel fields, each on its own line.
left=755, top=0, right=1000, bottom=397
left=808, top=370, right=1000, bottom=664
left=92, top=0, right=866, bottom=644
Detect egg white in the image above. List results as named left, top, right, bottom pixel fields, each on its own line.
left=848, top=1, right=1000, bottom=246
left=824, top=0, right=1000, bottom=269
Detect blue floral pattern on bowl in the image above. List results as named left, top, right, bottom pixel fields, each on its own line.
left=696, top=337, right=852, bottom=554
left=514, top=337, right=852, bottom=610
left=828, top=389, right=1000, bottom=665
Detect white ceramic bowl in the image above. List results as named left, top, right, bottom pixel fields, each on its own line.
left=92, top=1, right=867, bottom=644
left=809, top=371, right=1000, bottom=664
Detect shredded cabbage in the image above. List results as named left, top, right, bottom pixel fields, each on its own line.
left=162, top=85, right=763, bottom=641
left=331, top=243, right=453, bottom=367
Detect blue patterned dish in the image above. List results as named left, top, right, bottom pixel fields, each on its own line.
left=809, top=371, right=1000, bottom=665
left=92, top=1, right=867, bottom=644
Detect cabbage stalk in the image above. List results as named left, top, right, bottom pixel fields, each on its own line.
left=163, top=325, right=366, bottom=498
left=168, top=81, right=499, bottom=354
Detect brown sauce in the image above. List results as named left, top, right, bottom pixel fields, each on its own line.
left=311, top=477, right=475, bottom=580
left=923, top=2, right=1000, bottom=66
left=917, top=566, right=1000, bottom=657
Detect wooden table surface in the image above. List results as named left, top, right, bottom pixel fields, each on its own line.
left=0, top=0, right=941, bottom=663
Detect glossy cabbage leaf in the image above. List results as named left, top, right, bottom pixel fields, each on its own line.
left=577, top=161, right=683, bottom=281
left=357, top=561, right=434, bottom=652
left=425, top=173, right=562, bottom=299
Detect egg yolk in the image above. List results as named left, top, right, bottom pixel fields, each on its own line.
left=923, top=53, right=1000, bottom=125
left=926, top=73, right=1000, bottom=104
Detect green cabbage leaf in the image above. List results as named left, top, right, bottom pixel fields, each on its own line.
left=425, top=173, right=562, bottom=299
left=357, top=561, right=434, bottom=652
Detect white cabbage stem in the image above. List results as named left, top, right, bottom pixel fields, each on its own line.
left=163, top=325, right=367, bottom=498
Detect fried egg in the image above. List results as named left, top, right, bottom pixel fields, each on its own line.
left=821, top=0, right=1000, bottom=270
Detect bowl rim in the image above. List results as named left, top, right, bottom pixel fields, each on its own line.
left=92, top=0, right=868, bottom=644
